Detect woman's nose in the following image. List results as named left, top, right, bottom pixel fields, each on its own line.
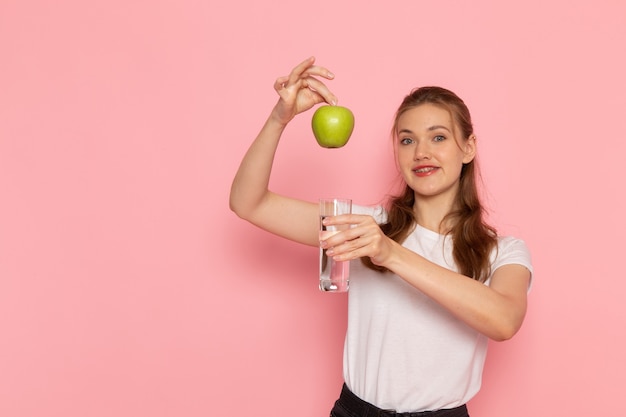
left=413, top=143, right=430, bottom=160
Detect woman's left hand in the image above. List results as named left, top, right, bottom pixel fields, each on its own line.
left=320, top=214, right=396, bottom=267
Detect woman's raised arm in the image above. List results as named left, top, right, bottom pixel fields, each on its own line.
left=229, top=57, right=338, bottom=247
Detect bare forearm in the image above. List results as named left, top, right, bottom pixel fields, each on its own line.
left=229, top=110, right=320, bottom=246
left=384, top=242, right=528, bottom=341
left=320, top=214, right=529, bottom=340
left=229, top=112, right=285, bottom=218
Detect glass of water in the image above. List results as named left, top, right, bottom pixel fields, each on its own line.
left=319, top=198, right=352, bottom=292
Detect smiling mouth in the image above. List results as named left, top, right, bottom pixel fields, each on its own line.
left=413, top=166, right=438, bottom=174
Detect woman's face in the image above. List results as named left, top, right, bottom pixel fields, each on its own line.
left=395, top=103, right=476, bottom=201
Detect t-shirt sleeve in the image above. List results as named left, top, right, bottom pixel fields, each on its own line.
left=491, top=236, right=534, bottom=290
left=352, top=204, right=387, bottom=224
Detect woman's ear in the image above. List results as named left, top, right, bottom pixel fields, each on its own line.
left=462, top=135, right=477, bottom=164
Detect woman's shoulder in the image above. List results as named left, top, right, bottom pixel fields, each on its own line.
left=496, top=235, right=530, bottom=253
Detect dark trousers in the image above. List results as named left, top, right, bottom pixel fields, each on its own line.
left=330, top=384, right=470, bottom=417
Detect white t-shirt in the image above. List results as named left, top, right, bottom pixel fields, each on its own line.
left=343, top=205, right=533, bottom=412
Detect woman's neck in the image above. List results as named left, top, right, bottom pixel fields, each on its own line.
left=412, top=192, right=457, bottom=234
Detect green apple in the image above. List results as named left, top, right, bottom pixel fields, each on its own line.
left=311, top=105, right=355, bottom=148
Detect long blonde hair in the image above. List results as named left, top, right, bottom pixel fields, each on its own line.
left=362, top=86, right=497, bottom=282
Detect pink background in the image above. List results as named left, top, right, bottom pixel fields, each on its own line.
left=1, top=1, right=625, bottom=416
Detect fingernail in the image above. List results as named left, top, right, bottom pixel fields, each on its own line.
left=328, top=71, right=335, bottom=79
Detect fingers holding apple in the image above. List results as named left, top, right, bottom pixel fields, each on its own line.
left=273, top=57, right=339, bottom=124
left=312, top=105, right=355, bottom=148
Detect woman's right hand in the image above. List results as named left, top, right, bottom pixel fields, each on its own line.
left=270, top=56, right=338, bottom=126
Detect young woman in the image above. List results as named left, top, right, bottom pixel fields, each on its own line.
left=229, top=57, right=532, bottom=417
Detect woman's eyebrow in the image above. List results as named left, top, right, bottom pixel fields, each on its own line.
left=428, top=125, right=452, bottom=132
left=398, top=125, right=452, bottom=134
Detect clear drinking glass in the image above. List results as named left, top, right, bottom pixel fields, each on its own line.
left=319, top=198, right=352, bottom=292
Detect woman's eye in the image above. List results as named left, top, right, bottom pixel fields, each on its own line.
left=400, top=138, right=413, bottom=145
left=433, top=135, right=446, bottom=142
